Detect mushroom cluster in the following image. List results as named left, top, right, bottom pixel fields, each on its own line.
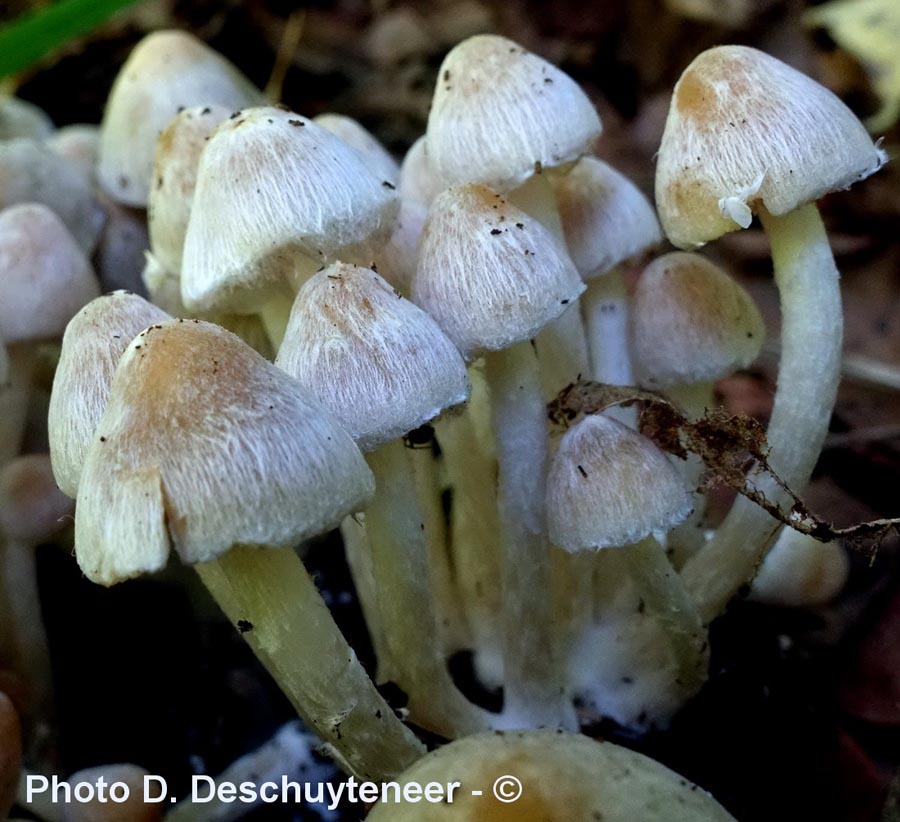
left=0, top=24, right=881, bottom=818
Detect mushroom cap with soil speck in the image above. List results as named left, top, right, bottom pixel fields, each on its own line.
left=276, top=262, right=469, bottom=452
left=413, top=183, right=584, bottom=358
left=148, top=104, right=232, bottom=275
left=98, top=30, right=262, bottom=208
left=632, top=251, right=765, bottom=388
left=426, top=34, right=602, bottom=191
left=366, top=730, right=735, bottom=821
left=314, top=113, right=400, bottom=186
left=546, top=414, right=693, bottom=551
left=0, top=203, right=100, bottom=345
left=48, top=291, right=171, bottom=498
left=656, top=45, right=886, bottom=249
left=180, top=107, right=399, bottom=314
left=74, top=319, right=374, bottom=585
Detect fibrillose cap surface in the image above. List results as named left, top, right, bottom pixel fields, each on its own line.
left=656, top=45, right=886, bottom=249
left=314, top=113, right=400, bottom=186
left=632, top=251, right=765, bottom=388
left=75, top=319, right=374, bottom=586
left=414, top=184, right=585, bottom=358
left=148, top=104, right=232, bottom=274
left=276, top=263, right=469, bottom=452
left=0, top=203, right=100, bottom=344
left=556, top=156, right=662, bottom=278
left=426, top=34, right=602, bottom=191
left=48, top=291, right=171, bottom=499
left=181, top=107, right=400, bottom=314
left=366, top=730, right=735, bottom=821
left=98, top=30, right=262, bottom=207
left=546, top=414, right=692, bottom=551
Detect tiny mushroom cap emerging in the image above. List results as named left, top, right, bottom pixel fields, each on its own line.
left=48, top=291, right=171, bottom=499
left=0, top=204, right=100, bottom=345
left=656, top=45, right=886, bottom=249
left=180, top=107, right=399, bottom=314
left=555, top=156, right=663, bottom=278
left=413, top=183, right=584, bottom=358
left=61, top=765, right=161, bottom=822
left=148, top=104, right=232, bottom=274
left=0, top=691, right=21, bottom=819
left=0, top=96, right=53, bottom=140
left=632, top=251, right=765, bottom=388
left=750, top=528, right=849, bottom=608
left=98, top=30, right=261, bottom=207
left=366, top=730, right=736, bottom=821
left=547, top=414, right=693, bottom=551
left=0, top=455, right=74, bottom=545
left=426, top=34, right=602, bottom=191
left=0, top=139, right=105, bottom=252
left=313, top=113, right=400, bottom=186
left=276, top=263, right=469, bottom=452
left=47, top=125, right=100, bottom=183
left=75, top=319, right=374, bottom=585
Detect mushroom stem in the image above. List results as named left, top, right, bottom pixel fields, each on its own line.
left=665, top=381, right=715, bottom=568
left=339, top=516, right=395, bottom=683
left=0, top=347, right=34, bottom=466
left=407, top=436, right=468, bottom=654
left=194, top=545, right=426, bottom=781
left=364, top=439, right=492, bottom=738
left=0, top=535, right=53, bottom=729
left=682, top=203, right=843, bottom=622
left=622, top=537, right=707, bottom=696
left=484, top=341, right=576, bottom=730
left=581, top=267, right=636, bottom=426
left=257, top=295, right=293, bottom=351
left=434, top=381, right=505, bottom=687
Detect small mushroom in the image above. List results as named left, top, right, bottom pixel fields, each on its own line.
left=656, top=45, right=885, bottom=621
left=98, top=30, right=262, bottom=207
left=73, top=319, right=423, bottom=780
left=276, top=262, right=488, bottom=738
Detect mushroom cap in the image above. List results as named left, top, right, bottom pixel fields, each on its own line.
left=555, top=156, right=662, bottom=278
left=547, top=414, right=693, bottom=551
left=98, top=30, right=261, bottom=207
left=656, top=45, right=886, bottom=249
left=0, top=203, right=100, bottom=344
left=426, top=34, right=602, bottom=191
left=366, top=730, right=735, bottom=821
left=276, top=263, right=469, bottom=452
left=0, top=692, right=21, bottom=820
left=0, top=455, right=74, bottom=545
left=75, top=319, right=374, bottom=585
left=0, top=139, right=105, bottom=252
left=750, top=528, right=848, bottom=608
left=47, top=125, right=100, bottom=184
left=61, top=765, right=161, bottom=822
left=632, top=251, right=765, bottom=388
left=414, top=183, right=584, bottom=358
left=48, top=291, right=171, bottom=498
left=399, top=136, right=443, bottom=208
left=0, top=96, right=53, bottom=141
left=314, top=113, right=400, bottom=186
left=180, top=107, right=400, bottom=314
left=148, top=104, right=232, bottom=274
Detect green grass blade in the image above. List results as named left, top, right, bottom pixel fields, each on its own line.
left=0, top=0, right=145, bottom=80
